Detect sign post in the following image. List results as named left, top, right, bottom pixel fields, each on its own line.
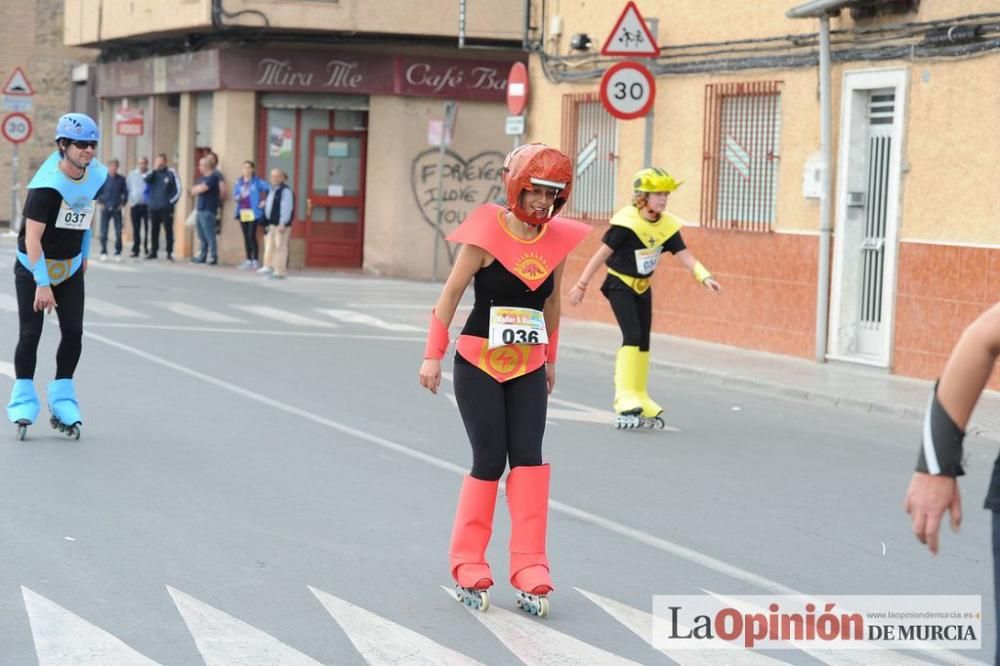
left=2, top=68, right=33, bottom=234
left=601, top=2, right=659, bottom=58
left=115, top=106, right=144, bottom=135
left=600, top=4, right=660, bottom=163
left=432, top=100, right=459, bottom=280
left=506, top=62, right=529, bottom=150
left=3, top=111, right=32, bottom=235
left=642, top=17, right=659, bottom=168
left=599, top=62, right=656, bottom=121
left=1, top=66, right=34, bottom=114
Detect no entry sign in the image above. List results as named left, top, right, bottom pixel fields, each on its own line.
left=506, top=62, right=528, bottom=116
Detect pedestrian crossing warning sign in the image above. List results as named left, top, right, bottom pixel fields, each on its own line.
left=601, top=2, right=659, bottom=57
left=3, top=67, right=34, bottom=96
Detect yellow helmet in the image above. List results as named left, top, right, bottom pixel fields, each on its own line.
left=632, top=167, right=683, bottom=193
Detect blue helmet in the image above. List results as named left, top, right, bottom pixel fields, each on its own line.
left=54, top=113, right=100, bottom=142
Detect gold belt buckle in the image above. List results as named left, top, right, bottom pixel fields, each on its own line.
left=635, top=277, right=650, bottom=292
left=45, top=259, right=72, bottom=284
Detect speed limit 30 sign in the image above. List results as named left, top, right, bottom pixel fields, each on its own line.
left=599, top=62, right=656, bottom=120
left=2, top=112, right=31, bottom=144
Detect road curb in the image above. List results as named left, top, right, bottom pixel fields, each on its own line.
left=562, top=341, right=1000, bottom=442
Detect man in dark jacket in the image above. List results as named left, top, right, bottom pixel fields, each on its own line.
left=143, top=153, right=180, bottom=260
left=98, top=159, right=128, bottom=261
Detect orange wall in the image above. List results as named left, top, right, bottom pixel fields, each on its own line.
left=894, top=242, right=1000, bottom=388
left=564, top=224, right=818, bottom=358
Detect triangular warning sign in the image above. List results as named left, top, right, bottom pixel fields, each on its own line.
left=601, top=2, right=659, bottom=57
left=3, top=67, right=34, bottom=96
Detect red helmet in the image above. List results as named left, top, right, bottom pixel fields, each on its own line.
left=502, top=144, right=572, bottom=225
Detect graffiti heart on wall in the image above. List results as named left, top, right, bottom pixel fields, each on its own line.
left=410, top=148, right=505, bottom=263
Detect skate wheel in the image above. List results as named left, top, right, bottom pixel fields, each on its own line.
left=617, top=414, right=639, bottom=429
left=537, top=597, right=549, bottom=618
left=17, top=424, right=26, bottom=441
left=69, top=426, right=80, bottom=440
left=477, top=590, right=490, bottom=612
left=653, top=416, right=665, bottom=430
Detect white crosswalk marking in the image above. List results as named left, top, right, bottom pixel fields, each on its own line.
left=315, top=308, right=423, bottom=332
left=153, top=301, right=245, bottom=324
left=441, top=586, right=640, bottom=665
left=22, top=587, right=161, bottom=665
left=345, top=302, right=471, bottom=311
left=167, top=586, right=322, bottom=665
left=0, top=360, right=15, bottom=379
left=230, top=305, right=339, bottom=328
left=310, top=586, right=484, bottom=665
left=0, top=293, right=18, bottom=312
left=86, top=297, right=149, bottom=319
left=702, top=591, right=934, bottom=666
left=576, top=588, right=789, bottom=665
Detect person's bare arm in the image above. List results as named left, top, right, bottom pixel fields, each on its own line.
left=24, top=220, right=56, bottom=313
left=418, top=245, right=488, bottom=394
left=543, top=264, right=565, bottom=393
left=568, top=243, right=613, bottom=306
left=905, top=302, right=1000, bottom=553
left=674, top=248, right=721, bottom=293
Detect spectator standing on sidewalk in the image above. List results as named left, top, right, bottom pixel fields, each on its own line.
left=144, top=154, right=179, bottom=261
left=97, top=159, right=127, bottom=262
left=126, top=156, right=149, bottom=258
left=190, top=156, right=221, bottom=265
left=259, top=168, right=294, bottom=279
left=233, top=160, right=269, bottom=270
left=207, top=152, right=227, bottom=237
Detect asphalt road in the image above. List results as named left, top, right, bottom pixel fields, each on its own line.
left=0, top=239, right=993, bottom=665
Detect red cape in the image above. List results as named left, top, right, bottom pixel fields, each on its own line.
left=447, top=204, right=590, bottom=291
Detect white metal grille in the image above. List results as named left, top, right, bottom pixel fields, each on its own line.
left=562, top=95, right=618, bottom=219
left=702, top=82, right=782, bottom=232
left=858, top=90, right=895, bottom=329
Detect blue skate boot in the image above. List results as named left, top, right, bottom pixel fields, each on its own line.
left=47, top=379, right=82, bottom=440
left=8, top=379, right=40, bottom=440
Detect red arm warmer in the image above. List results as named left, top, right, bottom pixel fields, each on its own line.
left=546, top=328, right=559, bottom=364
left=424, top=310, right=450, bottom=360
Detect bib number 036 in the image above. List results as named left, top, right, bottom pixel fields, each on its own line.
left=488, top=306, right=548, bottom=350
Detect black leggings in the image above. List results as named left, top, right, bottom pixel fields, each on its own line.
left=14, top=262, right=85, bottom=379
left=603, top=282, right=652, bottom=351
left=130, top=204, right=148, bottom=255
left=149, top=208, right=174, bottom=256
left=454, top=361, right=547, bottom=481
left=240, top=221, right=258, bottom=262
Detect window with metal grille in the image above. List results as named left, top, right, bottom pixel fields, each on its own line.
left=561, top=93, right=619, bottom=220
left=700, top=82, right=782, bottom=232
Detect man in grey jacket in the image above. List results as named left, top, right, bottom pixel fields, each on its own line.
left=125, top=156, right=149, bottom=258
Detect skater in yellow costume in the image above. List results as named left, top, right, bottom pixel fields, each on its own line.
left=568, top=167, right=721, bottom=429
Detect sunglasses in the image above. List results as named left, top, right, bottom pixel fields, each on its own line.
left=69, top=140, right=98, bottom=150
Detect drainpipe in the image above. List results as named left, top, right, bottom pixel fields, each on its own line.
left=522, top=0, right=532, bottom=50
left=815, top=15, right=832, bottom=363
left=459, top=0, right=466, bottom=48
left=787, top=0, right=844, bottom=362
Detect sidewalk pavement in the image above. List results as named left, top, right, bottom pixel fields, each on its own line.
left=558, top=317, right=1000, bottom=443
